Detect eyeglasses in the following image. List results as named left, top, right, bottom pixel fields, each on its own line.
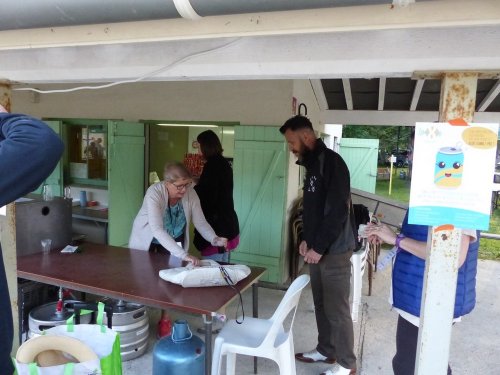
left=170, top=181, right=192, bottom=192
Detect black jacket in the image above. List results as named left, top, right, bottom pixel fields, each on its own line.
left=194, top=154, right=239, bottom=251
left=298, top=139, right=355, bottom=255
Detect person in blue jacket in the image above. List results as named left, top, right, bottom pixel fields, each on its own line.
left=365, top=213, right=478, bottom=375
left=0, top=104, right=64, bottom=374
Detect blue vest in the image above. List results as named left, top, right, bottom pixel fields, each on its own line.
left=392, top=213, right=479, bottom=318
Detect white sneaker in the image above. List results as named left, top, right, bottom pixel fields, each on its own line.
left=320, top=363, right=356, bottom=375
left=295, top=349, right=336, bottom=364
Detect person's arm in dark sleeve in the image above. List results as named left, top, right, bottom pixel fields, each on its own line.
left=313, top=153, right=351, bottom=253
left=0, top=113, right=64, bottom=206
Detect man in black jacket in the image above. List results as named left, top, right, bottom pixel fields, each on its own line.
left=280, top=115, right=356, bottom=375
left=0, top=104, right=64, bottom=374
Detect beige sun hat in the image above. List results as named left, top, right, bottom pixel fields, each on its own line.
left=16, top=335, right=98, bottom=366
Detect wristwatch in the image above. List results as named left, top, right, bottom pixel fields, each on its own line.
left=395, top=234, right=405, bottom=248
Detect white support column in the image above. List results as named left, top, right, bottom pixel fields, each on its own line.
left=0, top=81, right=19, bottom=352
left=415, top=72, right=478, bottom=375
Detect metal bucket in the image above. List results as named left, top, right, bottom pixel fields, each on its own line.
left=153, top=320, right=205, bottom=375
left=103, top=299, right=149, bottom=361
left=28, top=300, right=91, bottom=338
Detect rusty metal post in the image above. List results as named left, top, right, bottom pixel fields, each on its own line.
left=0, top=82, right=20, bottom=353
left=415, top=73, right=477, bottom=375
left=438, top=72, right=478, bottom=123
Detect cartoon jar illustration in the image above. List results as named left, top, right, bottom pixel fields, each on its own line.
left=434, top=146, right=464, bottom=188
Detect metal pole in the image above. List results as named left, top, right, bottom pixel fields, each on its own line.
left=253, top=283, right=259, bottom=374
left=203, top=314, right=213, bottom=375
left=415, top=72, right=478, bottom=375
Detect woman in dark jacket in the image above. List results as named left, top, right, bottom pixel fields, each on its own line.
left=194, top=130, right=239, bottom=262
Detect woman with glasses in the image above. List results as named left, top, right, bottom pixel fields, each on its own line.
left=129, top=161, right=227, bottom=337
left=194, top=130, right=240, bottom=263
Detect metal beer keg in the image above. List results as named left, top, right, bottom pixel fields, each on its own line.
left=103, top=299, right=149, bottom=361
left=28, top=300, right=91, bottom=338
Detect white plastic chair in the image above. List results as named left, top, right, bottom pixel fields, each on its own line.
left=211, top=274, right=310, bottom=375
left=350, top=239, right=369, bottom=323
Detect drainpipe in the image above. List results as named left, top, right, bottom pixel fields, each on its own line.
left=0, top=0, right=392, bottom=31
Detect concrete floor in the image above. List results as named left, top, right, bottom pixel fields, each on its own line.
left=122, top=254, right=500, bottom=375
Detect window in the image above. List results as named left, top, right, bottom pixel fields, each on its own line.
left=67, top=122, right=107, bottom=186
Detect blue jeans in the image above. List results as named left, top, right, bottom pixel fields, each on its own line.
left=203, top=252, right=230, bottom=263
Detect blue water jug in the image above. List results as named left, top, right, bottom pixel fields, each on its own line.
left=153, top=320, right=205, bottom=375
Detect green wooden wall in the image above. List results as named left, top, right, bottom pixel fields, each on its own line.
left=231, top=125, right=288, bottom=283
left=339, top=138, right=379, bottom=194
left=149, top=125, right=189, bottom=179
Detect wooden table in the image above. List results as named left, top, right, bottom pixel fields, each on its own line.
left=17, top=243, right=266, bottom=374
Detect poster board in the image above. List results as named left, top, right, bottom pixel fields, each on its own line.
left=409, top=122, right=498, bottom=230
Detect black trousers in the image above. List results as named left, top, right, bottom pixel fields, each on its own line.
left=0, top=245, right=14, bottom=375
left=310, top=250, right=356, bottom=370
left=393, top=315, right=452, bottom=375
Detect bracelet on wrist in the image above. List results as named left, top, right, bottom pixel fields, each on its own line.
left=395, top=234, right=405, bottom=248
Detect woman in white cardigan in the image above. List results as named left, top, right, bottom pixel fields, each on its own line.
left=129, top=162, right=227, bottom=337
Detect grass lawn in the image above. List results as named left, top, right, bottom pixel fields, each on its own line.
left=374, top=168, right=500, bottom=261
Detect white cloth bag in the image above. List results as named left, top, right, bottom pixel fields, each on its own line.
left=159, top=259, right=251, bottom=287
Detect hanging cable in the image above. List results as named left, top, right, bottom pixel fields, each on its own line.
left=14, top=38, right=241, bottom=94
left=219, top=266, right=245, bottom=324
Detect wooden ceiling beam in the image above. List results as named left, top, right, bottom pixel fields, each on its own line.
left=410, top=79, right=425, bottom=111
left=310, top=79, right=329, bottom=111
left=321, top=109, right=499, bottom=126
left=413, top=71, right=500, bottom=80
left=477, top=79, right=500, bottom=112
left=342, top=78, right=353, bottom=111
left=378, top=77, right=386, bottom=111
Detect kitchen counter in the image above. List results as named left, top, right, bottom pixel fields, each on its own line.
left=72, top=206, right=108, bottom=223
left=72, top=206, right=108, bottom=244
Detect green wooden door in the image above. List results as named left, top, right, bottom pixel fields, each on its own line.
left=108, top=121, right=145, bottom=247
left=33, top=120, right=64, bottom=196
left=231, top=126, right=287, bottom=283
left=339, top=138, right=379, bottom=194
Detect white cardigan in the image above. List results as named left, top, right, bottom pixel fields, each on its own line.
left=129, top=182, right=217, bottom=259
